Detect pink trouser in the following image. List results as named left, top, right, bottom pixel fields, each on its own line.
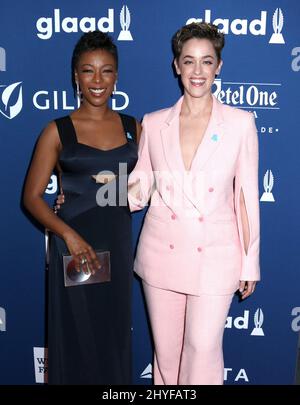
left=142, top=281, right=233, bottom=385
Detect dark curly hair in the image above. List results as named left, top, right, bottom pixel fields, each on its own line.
left=72, top=30, right=118, bottom=74
left=172, top=22, right=225, bottom=61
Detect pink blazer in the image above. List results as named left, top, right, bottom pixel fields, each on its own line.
left=129, top=96, right=260, bottom=295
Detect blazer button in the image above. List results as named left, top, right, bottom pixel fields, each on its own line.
left=198, top=216, right=204, bottom=222
left=197, top=247, right=202, bottom=252
left=208, top=187, right=214, bottom=192
left=171, top=214, right=176, bottom=220
left=169, top=244, right=174, bottom=249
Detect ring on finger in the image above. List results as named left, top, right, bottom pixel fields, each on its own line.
left=81, top=256, right=88, bottom=265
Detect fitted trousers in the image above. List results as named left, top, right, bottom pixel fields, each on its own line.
left=142, top=281, right=234, bottom=385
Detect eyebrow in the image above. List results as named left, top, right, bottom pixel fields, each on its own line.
left=182, top=54, right=215, bottom=59
left=80, top=63, right=114, bottom=68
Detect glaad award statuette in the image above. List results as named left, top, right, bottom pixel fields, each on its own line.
left=260, top=169, right=275, bottom=202
left=118, top=5, right=133, bottom=41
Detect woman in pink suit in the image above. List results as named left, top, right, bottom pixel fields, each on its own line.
left=129, top=22, right=260, bottom=385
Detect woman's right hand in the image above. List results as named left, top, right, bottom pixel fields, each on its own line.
left=63, top=230, right=101, bottom=274
left=54, top=193, right=65, bottom=214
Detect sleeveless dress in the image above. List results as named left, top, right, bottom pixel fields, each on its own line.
left=48, top=114, right=138, bottom=384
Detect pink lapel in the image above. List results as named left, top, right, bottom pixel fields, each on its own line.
left=160, top=96, right=184, bottom=174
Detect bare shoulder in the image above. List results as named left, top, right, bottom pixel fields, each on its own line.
left=38, top=120, right=61, bottom=150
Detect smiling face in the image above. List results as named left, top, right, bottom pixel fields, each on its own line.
left=74, top=49, right=117, bottom=108
left=174, top=38, right=222, bottom=100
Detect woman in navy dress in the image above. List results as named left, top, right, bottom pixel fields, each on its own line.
left=23, top=31, right=140, bottom=384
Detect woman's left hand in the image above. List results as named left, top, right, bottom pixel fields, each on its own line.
left=239, top=280, right=257, bottom=300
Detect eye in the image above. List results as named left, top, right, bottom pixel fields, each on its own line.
left=183, top=60, right=193, bottom=65
left=103, top=69, right=114, bottom=74
left=82, top=69, right=93, bottom=73
left=203, top=60, right=213, bottom=65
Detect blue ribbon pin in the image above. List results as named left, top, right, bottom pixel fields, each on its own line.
left=211, top=134, right=219, bottom=142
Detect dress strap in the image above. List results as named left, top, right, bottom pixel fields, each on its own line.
left=54, top=116, right=77, bottom=148
left=119, top=114, right=137, bottom=143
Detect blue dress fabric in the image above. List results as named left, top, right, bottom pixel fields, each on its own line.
left=48, top=114, right=137, bottom=384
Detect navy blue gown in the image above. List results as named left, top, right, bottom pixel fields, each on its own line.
left=48, top=114, right=137, bottom=384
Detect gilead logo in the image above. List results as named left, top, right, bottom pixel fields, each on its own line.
left=0, top=82, right=23, bottom=119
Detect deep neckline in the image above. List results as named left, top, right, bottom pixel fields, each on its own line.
left=67, top=114, right=128, bottom=153
left=77, top=141, right=129, bottom=153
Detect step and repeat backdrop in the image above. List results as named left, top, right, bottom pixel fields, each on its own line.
left=0, top=0, right=299, bottom=385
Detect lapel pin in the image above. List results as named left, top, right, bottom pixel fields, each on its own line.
left=211, top=134, right=219, bottom=142
left=126, top=132, right=133, bottom=140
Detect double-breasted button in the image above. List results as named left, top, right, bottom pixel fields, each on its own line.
left=197, top=247, right=203, bottom=252
left=208, top=187, right=214, bottom=192
left=169, top=244, right=174, bottom=249
left=198, top=216, right=204, bottom=222
left=171, top=214, right=176, bottom=220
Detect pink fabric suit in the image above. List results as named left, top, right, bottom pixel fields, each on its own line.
left=129, top=95, right=260, bottom=385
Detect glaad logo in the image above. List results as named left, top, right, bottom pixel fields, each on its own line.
left=291, top=47, right=300, bottom=72
left=291, top=307, right=300, bottom=332
left=140, top=363, right=152, bottom=379
left=213, top=78, right=280, bottom=111
left=186, top=9, right=285, bottom=44
left=0, top=47, right=6, bottom=71
left=0, top=307, right=6, bottom=332
left=225, top=308, right=265, bottom=336
left=36, top=6, right=133, bottom=41
left=0, top=82, right=23, bottom=119
left=250, top=308, right=264, bottom=336
left=260, top=170, right=275, bottom=202
left=118, top=5, right=133, bottom=41
left=269, top=8, right=285, bottom=44
left=33, top=347, right=48, bottom=383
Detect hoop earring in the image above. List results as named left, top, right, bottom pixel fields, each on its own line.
left=76, top=82, right=81, bottom=107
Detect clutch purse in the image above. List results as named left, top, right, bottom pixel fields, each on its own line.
left=62, top=250, right=111, bottom=287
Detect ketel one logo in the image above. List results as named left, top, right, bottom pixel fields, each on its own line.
left=0, top=82, right=23, bottom=119
left=212, top=78, right=280, bottom=111
left=140, top=363, right=152, bottom=379
left=260, top=170, right=275, bottom=202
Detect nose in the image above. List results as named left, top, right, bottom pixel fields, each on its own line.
left=193, top=60, right=202, bottom=75
left=93, top=70, right=101, bottom=83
